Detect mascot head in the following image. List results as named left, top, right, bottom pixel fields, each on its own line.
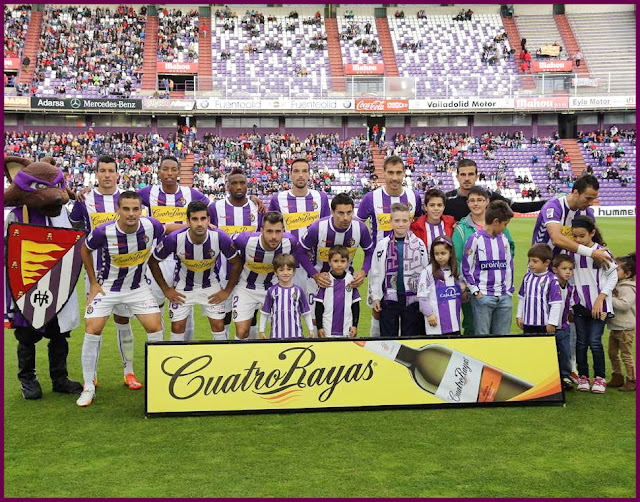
left=4, top=156, right=70, bottom=217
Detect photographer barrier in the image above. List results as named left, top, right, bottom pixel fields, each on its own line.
left=145, top=335, right=564, bottom=416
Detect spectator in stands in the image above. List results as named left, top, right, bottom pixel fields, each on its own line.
left=574, top=51, right=583, bottom=67
left=465, top=9, right=474, bottom=20
left=395, top=10, right=405, bottom=18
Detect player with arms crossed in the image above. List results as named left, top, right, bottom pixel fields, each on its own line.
left=77, top=191, right=166, bottom=407
left=148, top=201, right=242, bottom=342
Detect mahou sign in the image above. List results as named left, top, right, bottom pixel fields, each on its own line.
left=4, top=58, right=19, bottom=70
left=531, top=60, right=573, bottom=73
left=355, top=99, right=409, bottom=112
left=345, top=63, right=385, bottom=75
left=157, top=62, right=198, bottom=74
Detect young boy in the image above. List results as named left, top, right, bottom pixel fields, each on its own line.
left=259, top=254, right=316, bottom=339
left=315, top=246, right=361, bottom=338
left=369, top=203, right=428, bottom=337
left=410, top=188, right=456, bottom=255
left=552, top=253, right=577, bottom=390
left=516, top=244, right=563, bottom=334
left=462, top=200, right=514, bottom=335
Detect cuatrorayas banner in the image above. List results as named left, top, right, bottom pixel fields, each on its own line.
left=145, top=335, right=564, bottom=416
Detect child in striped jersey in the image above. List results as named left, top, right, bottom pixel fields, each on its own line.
left=259, top=254, right=316, bottom=339
left=569, top=216, right=618, bottom=394
left=552, top=254, right=577, bottom=390
left=417, top=236, right=465, bottom=336
left=516, top=244, right=563, bottom=334
left=315, top=246, right=361, bottom=338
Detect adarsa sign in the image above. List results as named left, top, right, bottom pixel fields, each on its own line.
left=355, top=99, right=409, bottom=112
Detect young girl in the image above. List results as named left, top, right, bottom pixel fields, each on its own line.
left=570, top=216, right=618, bottom=394
left=417, top=236, right=465, bottom=336
left=607, top=252, right=636, bottom=391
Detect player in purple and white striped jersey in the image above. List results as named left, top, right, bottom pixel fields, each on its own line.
left=208, top=169, right=262, bottom=338
left=78, top=191, right=166, bottom=407
left=516, top=244, right=563, bottom=334
left=532, top=175, right=612, bottom=267
left=259, top=254, right=315, bottom=339
left=149, top=201, right=242, bottom=342
left=418, top=236, right=464, bottom=336
left=356, top=156, right=422, bottom=337
left=462, top=201, right=515, bottom=335
left=552, top=254, right=576, bottom=386
left=231, top=212, right=298, bottom=339
left=315, top=246, right=361, bottom=337
left=410, top=189, right=456, bottom=260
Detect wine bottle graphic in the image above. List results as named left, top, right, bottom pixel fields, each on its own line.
left=355, top=340, right=533, bottom=403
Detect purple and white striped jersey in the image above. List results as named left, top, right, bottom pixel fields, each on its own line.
left=316, top=272, right=361, bottom=336
left=138, top=185, right=209, bottom=224
left=69, top=188, right=121, bottom=230
left=85, top=217, right=165, bottom=293
left=297, top=216, right=374, bottom=275
left=357, top=187, right=422, bottom=242
left=532, top=196, right=595, bottom=253
left=462, top=229, right=514, bottom=297
left=261, top=284, right=311, bottom=339
left=417, top=266, right=462, bottom=335
left=268, top=189, right=330, bottom=241
left=422, top=221, right=446, bottom=258
left=569, top=244, right=618, bottom=313
left=153, top=228, right=237, bottom=291
left=558, top=282, right=576, bottom=330
left=517, top=270, right=563, bottom=326
left=232, top=231, right=298, bottom=290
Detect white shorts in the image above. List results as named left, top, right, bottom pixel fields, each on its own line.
left=85, top=286, right=161, bottom=319
left=219, top=277, right=234, bottom=314
left=231, top=286, right=267, bottom=322
left=146, top=257, right=177, bottom=306
left=85, top=273, right=131, bottom=318
left=169, top=285, right=226, bottom=322
left=305, top=276, right=319, bottom=308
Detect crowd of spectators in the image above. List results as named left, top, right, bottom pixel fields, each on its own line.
left=577, top=127, right=636, bottom=187
left=157, top=8, right=199, bottom=62
left=32, top=5, right=145, bottom=98
left=4, top=5, right=31, bottom=59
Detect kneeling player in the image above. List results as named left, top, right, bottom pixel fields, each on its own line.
left=148, top=201, right=242, bottom=341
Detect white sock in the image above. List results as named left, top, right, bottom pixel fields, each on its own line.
left=116, top=323, right=134, bottom=375
left=212, top=330, right=227, bottom=341
left=184, top=310, right=195, bottom=341
left=235, top=334, right=248, bottom=341
left=147, top=331, right=164, bottom=342
left=369, top=318, right=381, bottom=337
left=249, top=325, right=258, bottom=340
left=82, top=334, right=101, bottom=392
left=170, top=331, right=185, bottom=342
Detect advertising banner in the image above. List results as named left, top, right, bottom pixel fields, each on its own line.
left=4, top=57, right=20, bottom=70
left=514, top=96, right=569, bottom=110
left=531, top=60, right=573, bottom=73
left=345, top=63, right=385, bottom=75
left=409, top=98, right=514, bottom=110
left=157, top=62, right=198, bottom=74
left=146, top=335, right=564, bottom=416
left=196, top=98, right=262, bottom=110
left=570, top=77, right=601, bottom=87
left=142, top=98, right=195, bottom=111
left=569, top=95, right=636, bottom=109
left=592, top=205, right=636, bottom=218
left=354, top=99, right=409, bottom=112
left=4, top=95, right=30, bottom=108
left=30, top=97, right=142, bottom=110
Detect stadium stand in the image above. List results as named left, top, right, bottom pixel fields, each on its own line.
left=336, top=14, right=383, bottom=65
left=157, top=8, right=199, bottom=63
left=4, top=4, right=31, bottom=59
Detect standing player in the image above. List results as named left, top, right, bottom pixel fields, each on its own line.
left=209, top=168, right=261, bottom=338
left=138, top=156, right=210, bottom=341
left=357, top=155, right=423, bottom=336
left=148, top=201, right=242, bottom=342
left=296, top=193, right=373, bottom=313
left=231, top=212, right=298, bottom=340
left=77, top=191, right=166, bottom=407
left=69, top=155, right=140, bottom=390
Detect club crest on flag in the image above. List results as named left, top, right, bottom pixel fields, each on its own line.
left=6, top=223, right=86, bottom=330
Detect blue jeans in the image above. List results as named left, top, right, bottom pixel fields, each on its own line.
left=471, top=294, right=513, bottom=335
left=555, top=328, right=572, bottom=378
left=574, top=314, right=606, bottom=378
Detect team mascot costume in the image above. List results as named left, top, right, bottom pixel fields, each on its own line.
left=4, top=156, right=84, bottom=399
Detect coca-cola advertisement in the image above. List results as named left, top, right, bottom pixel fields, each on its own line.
left=355, top=99, right=410, bottom=112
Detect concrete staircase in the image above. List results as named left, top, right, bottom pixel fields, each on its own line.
left=370, top=142, right=386, bottom=183
left=141, top=15, right=159, bottom=91
left=561, top=139, right=587, bottom=177
left=515, top=14, right=564, bottom=57
left=375, top=18, right=399, bottom=76
left=554, top=14, right=589, bottom=75
left=501, top=14, right=536, bottom=90
left=324, top=18, right=346, bottom=92
left=16, top=10, right=43, bottom=85
left=197, top=15, right=213, bottom=91
left=179, top=152, right=195, bottom=187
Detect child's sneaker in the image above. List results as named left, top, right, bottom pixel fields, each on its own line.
left=591, top=377, right=607, bottom=394
left=569, top=372, right=580, bottom=385
left=561, top=377, right=574, bottom=390
left=577, top=375, right=591, bottom=391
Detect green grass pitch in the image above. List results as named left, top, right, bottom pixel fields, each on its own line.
left=4, top=217, right=636, bottom=497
